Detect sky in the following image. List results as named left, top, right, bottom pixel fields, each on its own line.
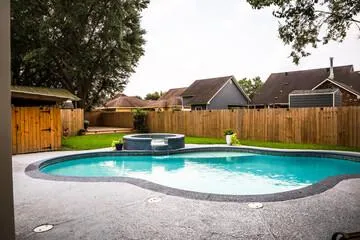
left=124, top=0, right=360, bottom=97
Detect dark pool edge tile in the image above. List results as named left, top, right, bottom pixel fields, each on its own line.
left=24, top=146, right=360, bottom=203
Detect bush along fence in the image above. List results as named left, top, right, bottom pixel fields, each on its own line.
left=147, top=107, right=360, bottom=148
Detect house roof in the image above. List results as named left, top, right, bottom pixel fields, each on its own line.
left=181, top=76, right=245, bottom=105
left=290, top=88, right=340, bottom=95
left=11, top=85, right=80, bottom=101
left=252, top=65, right=357, bottom=104
left=145, top=100, right=168, bottom=108
left=158, top=87, right=187, bottom=107
left=104, top=94, right=147, bottom=108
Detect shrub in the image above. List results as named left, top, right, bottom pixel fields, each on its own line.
left=111, top=139, right=123, bottom=148
left=133, top=108, right=148, bottom=132
left=224, top=129, right=234, bottom=136
left=231, top=133, right=240, bottom=145
left=84, top=120, right=90, bottom=130
left=78, top=129, right=86, bottom=136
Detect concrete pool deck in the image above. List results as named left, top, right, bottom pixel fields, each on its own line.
left=13, top=146, right=360, bottom=240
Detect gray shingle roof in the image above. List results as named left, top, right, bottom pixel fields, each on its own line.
left=181, top=76, right=233, bottom=104
left=252, top=65, right=358, bottom=104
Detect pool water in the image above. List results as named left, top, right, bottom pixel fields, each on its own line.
left=41, top=152, right=360, bottom=195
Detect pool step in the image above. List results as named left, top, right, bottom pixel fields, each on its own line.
left=151, top=139, right=169, bottom=151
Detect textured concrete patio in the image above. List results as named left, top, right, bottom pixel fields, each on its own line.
left=13, top=148, right=360, bottom=240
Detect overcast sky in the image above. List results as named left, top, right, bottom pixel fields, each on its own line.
left=124, top=0, right=360, bottom=97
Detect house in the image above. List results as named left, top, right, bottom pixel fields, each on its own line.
left=252, top=58, right=360, bottom=107
left=145, top=87, right=187, bottom=111
left=102, top=93, right=149, bottom=112
left=181, top=76, right=250, bottom=110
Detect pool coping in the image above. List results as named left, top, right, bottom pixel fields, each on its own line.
left=25, top=146, right=360, bottom=203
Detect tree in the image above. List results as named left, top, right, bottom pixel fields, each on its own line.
left=238, top=76, right=263, bottom=99
left=246, top=0, right=360, bottom=64
left=144, top=91, right=164, bottom=100
left=11, top=0, right=149, bottom=110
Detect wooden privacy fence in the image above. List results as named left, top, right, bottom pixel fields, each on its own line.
left=61, top=109, right=84, bottom=136
left=12, top=107, right=62, bottom=154
left=147, top=107, right=360, bottom=148
left=85, top=111, right=133, bottom=128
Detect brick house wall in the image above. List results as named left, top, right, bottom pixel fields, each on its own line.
left=316, top=81, right=360, bottom=106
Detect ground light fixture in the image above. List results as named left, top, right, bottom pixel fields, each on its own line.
left=33, top=224, right=54, bottom=233
left=248, top=202, right=263, bottom=209
left=147, top=197, right=162, bottom=203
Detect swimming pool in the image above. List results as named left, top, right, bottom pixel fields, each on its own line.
left=37, top=150, right=360, bottom=197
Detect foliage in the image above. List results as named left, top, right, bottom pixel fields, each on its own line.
left=133, top=108, right=148, bottom=132
left=224, top=129, right=234, bottom=136
left=84, top=120, right=90, bottom=130
left=144, top=91, right=164, bottom=100
left=238, top=77, right=263, bottom=99
left=111, top=139, right=123, bottom=149
left=78, top=129, right=86, bottom=136
left=11, top=0, right=149, bottom=110
left=231, top=134, right=240, bottom=145
left=246, top=0, right=360, bottom=64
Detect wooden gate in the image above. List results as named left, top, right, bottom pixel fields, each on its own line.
left=12, top=107, right=62, bottom=154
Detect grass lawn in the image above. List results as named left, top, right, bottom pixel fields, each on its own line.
left=62, top=133, right=127, bottom=150
left=62, top=133, right=360, bottom=152
left=62, top=134, right=225, bottom=150
left=237, top=139, right=360, bottom=152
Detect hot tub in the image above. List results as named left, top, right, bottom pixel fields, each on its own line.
left=123, top=133, right=185, bottom=150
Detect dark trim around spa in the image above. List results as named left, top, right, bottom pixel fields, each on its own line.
left=25, top=146, right=360, bottom=203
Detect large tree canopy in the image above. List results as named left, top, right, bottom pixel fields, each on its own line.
left=11, top=0, right=149, bottom=109
left=247, top=0, right=360, bottom=64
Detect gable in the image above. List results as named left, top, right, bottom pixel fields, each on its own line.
left=208, top=79, right=249, bottom=108
left=313, top=79, right=360, bottom=98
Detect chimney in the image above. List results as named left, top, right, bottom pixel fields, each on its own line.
left=329, top=57, right=334, bottom=79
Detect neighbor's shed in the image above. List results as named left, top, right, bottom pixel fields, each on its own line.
left=289, top=88, right=342, bottom=108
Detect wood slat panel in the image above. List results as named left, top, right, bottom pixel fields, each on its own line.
left=12, top=107, right=62, bottom=154
left=147, top=107, right=360, bottom=148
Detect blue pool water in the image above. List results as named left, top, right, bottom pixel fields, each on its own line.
left=41, top=152, right=360, bottom=195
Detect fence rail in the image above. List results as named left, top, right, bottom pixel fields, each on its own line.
left=85, top=111, right=133, bottom=128
left=147, top=107, right=360, bottom=148
left=61, top=109, right=84, bottom=136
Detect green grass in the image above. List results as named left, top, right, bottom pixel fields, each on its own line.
left=62, top=134, right=225, bottom=150
left=62, top=133, right=126, bottom=150
left=237, top=139, right=360, bottom=152
left=62, top=133, right=360, bottom=152
left=185, top=136, right=225, bottom=144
